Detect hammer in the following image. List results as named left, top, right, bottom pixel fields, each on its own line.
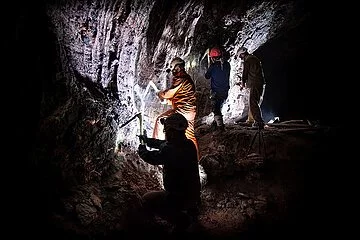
left=119, top=112, right=145, bottom=145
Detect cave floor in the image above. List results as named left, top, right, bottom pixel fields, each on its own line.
left=37, top=121, right=341, bottom=240
left=120, top=121, right=338, bottom=239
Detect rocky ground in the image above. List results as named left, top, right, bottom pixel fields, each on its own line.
left=26, top=115, right=343, bottom=240
left=107, top=121, right=334, bottom=239
left=25, top=80, right=339, bottom=240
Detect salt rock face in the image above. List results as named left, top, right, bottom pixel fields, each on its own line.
left=16, top=0, right=313, bottom=238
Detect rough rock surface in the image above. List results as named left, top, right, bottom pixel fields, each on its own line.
left=11, top=0, right=341, bottom=239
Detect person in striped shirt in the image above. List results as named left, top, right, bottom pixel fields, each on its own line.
left=153, top=57, right=200, bottom=160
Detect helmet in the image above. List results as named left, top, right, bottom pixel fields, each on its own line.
left=162, top=113, right=188, bottom=131
left=169, top=57, right=185, bottom=70
left=209, top=47, right=222, bottom=58
left=238, top=47, right=248, bottom=54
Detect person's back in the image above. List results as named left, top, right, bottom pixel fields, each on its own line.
left=168, top=70, right=197, bottom=112
left=204, top=47, right=231, bottom=130
left=139, top=126, right=200, bottom=203
left=239, top=47, right=266, bottom=129
left=205, top=60, right=231, bottom=97
left=161, top=136, right=200, bottom=202
left=243, top=54, right=265, bottom=88
left=137, top=112, right=201, bottom=232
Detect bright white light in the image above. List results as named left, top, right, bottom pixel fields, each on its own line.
left=268, top=117, right=279, bottom=123
left=191, top=58, right=197, bottom=68
left=114, top=80, right=164, bottom=154
left=199, top=164, right=207, bottom=188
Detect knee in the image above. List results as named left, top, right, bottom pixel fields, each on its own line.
left=141, top=192, right=154, bottom=206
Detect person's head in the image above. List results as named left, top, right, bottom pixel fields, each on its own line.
left=238, top=47, right=248, bottom=60
left=167, top=57, right=185, bottom=76
left=209, top=47, right=222, bottom=62
left=160, top=113, right=188, bottom=141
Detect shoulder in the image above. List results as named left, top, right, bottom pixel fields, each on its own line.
left=174, top=73, right=193, bottom=84
left=248, top=54, right=260, bottom=62
left=208, top=62, right=217, bottom=69
left=186, top=139, right=198, bottom=155
left=245, top=55, right=260, bottom=64
left=179, top=72, right=193, bottom=82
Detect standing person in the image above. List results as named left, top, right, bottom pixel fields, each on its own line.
left=138, top=113, right=201, bottom=233
left=153, top=57, right=199, bottom=160
left=204, top=47, right=231, bottom=131
left=238, top=47, right=266, bottom=129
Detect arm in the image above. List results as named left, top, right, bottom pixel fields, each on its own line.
left=242, top=59, right=249, bottom=87
left=146, top=138, right=166, bottom=149
left=158, top=80, right=182, bottom=100
left=225, top=62, right=231, bottom=88
left=204, top=64, right=213, bottom=79
left=138, top=143, right=171, bottom=165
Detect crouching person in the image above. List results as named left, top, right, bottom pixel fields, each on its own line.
left=137, top=113, right=201, bottom=233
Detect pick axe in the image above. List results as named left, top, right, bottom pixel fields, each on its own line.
left=119, top=112, right=145, bottom=145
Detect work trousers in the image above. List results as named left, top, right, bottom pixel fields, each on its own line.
left=210, top=91, right=227, bottom=126
left=247, top=84, right=265, bottom=124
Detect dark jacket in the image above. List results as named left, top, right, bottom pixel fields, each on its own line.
left=138, top=137, right=201, bottom=203
left=242, top=54, right=265, bottom=88
left=205, top=60, right=231, bottom=97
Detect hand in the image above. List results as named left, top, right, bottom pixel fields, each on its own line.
left=137, top=144, right=147, bottom=155
left=157, top=91, right=163, bottom=100
left=137, top=134, right=148, bottom=144
left=157, top=91, right=168, bottom=104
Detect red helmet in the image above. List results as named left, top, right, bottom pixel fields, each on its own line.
left=209, top=47, right=222, bottom=57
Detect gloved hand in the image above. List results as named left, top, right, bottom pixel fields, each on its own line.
left=137, top=134, right=148, bottom=144
left=137, top=144, right=147, bottom=155
left=157, top=91, right=163, bottom=100
left=157, top=91, right=168, bottom=104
